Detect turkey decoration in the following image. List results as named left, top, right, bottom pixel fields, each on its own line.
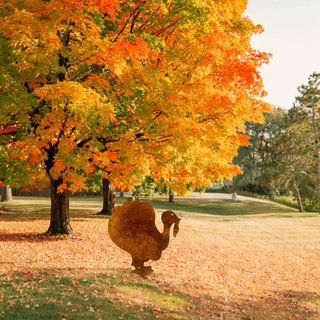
left=108, top=201, right=181, bottom=277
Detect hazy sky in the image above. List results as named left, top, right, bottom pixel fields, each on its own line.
left=245, top=0, right=320, bottom=109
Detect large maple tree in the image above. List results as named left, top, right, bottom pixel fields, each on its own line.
left=0, top=0, right=271, bottom=235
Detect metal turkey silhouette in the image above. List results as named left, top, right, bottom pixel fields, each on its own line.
left=108, top=201, right=181, bottom=277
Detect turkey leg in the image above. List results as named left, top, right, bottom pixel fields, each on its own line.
left=131, top=258, right=153, bottom=277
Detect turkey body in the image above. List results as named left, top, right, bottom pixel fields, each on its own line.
left=108, top=200, right=181, bottom=276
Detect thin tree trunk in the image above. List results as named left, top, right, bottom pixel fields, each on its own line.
left=169, top=190, right=174, bottom=203
left=295, top=187, right=304, bottom=212
left=120, top=191, right=124, bottom=197
left=46, top=177, right=73, bottom=235
left=292, top=176, right=303, bottom=212
left=1, top=185, right=13, bottom=202
left=316, top=182, right=320, bottom=214
left=311, top=108, right=320, bottom=214
left=316, top=153, right=320, bottom=214
left=97, top=177, right=115, bottom=215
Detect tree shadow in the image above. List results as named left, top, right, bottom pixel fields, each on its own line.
left=0, top=232, right=69, bottom=242
left=100, top=269, right=320, bottom=319
left=0, top=208, right=111, bottom=222
left=1, top=268, right=319, bottom=319
left=1, top=196, right=301, bottom=223
left=149, top=198, right=298, bottom=217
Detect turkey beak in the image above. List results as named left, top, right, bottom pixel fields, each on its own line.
left=173, top=218, right=181, bottom=237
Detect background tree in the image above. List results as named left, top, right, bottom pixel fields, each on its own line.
left=271, top=73, right=320, bottom=212
left=132, top=177, right=199, bottom=203
left=98, top=177, right=116, bottom=216
left=259, top=119, right=305, bottom=211
left=234, top=107, right=287, bottom=197
left=0, top=0, right=271, bottom=234
left=85, top=171, right=115, bottom=215
left=293, top=73, right=320, bottom=213
left=0, top=185, right=13, bottom=202
left=2, top=186, right=12, bottom=202
left=245, top=74, right=320, bottom=212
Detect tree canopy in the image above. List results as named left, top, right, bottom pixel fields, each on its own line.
left=233, top=73, right=320, bottom=212
left=0, top=0, right=271, bottom=234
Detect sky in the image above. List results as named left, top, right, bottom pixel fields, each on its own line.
left=245, top=0, right=320, bottom=109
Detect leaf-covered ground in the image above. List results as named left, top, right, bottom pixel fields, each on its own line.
left=0, top=196, right=320, bottom=319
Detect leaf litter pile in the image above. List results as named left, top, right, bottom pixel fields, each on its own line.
left=1, top=198, right=320, bottom=319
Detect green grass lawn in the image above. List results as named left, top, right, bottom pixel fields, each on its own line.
left=1, top=195, right=320, bottom=319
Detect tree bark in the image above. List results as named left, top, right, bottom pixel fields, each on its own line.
left=1, top=185, right=13, bottom=202
left=311, top=108, right=320, bottom=214
left=316, top=149, right=320, bottom=214
left=97, top=177, right=115, bottom=215
left=46, top=177, right=73, bottom=235
left=295, top=187, right=304, bottom=212
left=120, top=191, right=124, bottom=197
left=169, top=190, right=174, bottom=203
left=292, top=176, right=303, bottom=212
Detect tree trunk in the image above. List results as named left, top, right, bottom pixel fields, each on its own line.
left=292, top=176, right=303, bottom=212
left=169, top=190, right=174, bottom=203
left=317, top=183, right=320, bottom=214
left=46, top=177, right=73, bottom=235
left=97, top=177, right=115, bottom=215
left=1, top=185, right=13, bottom=202
left=120, top=191, right=124, bottom=197
left=295, top=187, right=304, bottom=212
left=310, top=108, right=320, bottom=214
left=315, top=151, right=320, bottom=214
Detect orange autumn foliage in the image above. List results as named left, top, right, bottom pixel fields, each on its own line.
left=0, top=0, right=271, bottom=233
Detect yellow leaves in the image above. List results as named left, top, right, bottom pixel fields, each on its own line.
left=51, top=163, right=88, bottom=193
left=92, top=154, right=112, bottom=169
left=34, top=82, right=114, bottom=141
left=113, top=60, right=127, bottom=77
left=35, top=82, right=87, bottom=108
left=67, top=176, right=87, bottom=193
left=35, top=81, right=113, bottom=117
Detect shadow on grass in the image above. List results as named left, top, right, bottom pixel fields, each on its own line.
left=0, top=208, right=112, bottom=222
left=0, top=195, right=311, bottom=226
left=148, top=198, right=298, bottom=217
left=0, top=209, right=51, bottom=221
left=0, top=232, right=75, bottom=242
left=0, top=269, right=318, bottom=320
left=0, top=196, right=129, bottom=222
